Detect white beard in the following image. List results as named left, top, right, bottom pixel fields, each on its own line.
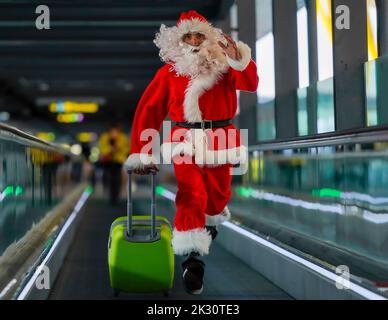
left=172, top=40, right=229, bottom=78
left=154, top=22, right=229, bottom=78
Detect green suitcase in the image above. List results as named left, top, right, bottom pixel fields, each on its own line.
left=108, top=170, right=174, bottom=296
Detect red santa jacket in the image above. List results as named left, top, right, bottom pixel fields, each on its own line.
left=125, top=41, right=259, bottom=169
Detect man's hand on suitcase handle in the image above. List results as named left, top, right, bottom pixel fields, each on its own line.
left=133, top=164, right=159, bottom=175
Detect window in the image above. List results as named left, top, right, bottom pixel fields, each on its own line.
left=316, top=0, right=333, bottom=80
left=256, top=0, right=276, bottom=141
left=297, top=1, right=310, bottom=88
left=256, top=0, right=275, bottom=103
left=367, top=0, right=378, bottom=61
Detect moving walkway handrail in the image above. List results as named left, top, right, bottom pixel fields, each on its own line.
left=249, top=125, right=388, bottom=152
left=0, top=122, right=72, bottom=155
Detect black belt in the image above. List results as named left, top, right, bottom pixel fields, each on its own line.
left=174, top=119, right=233, bottom=129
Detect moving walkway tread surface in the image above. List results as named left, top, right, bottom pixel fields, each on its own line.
left=48, top=193, right=292, bottom=300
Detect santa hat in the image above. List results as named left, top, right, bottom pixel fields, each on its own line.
left=175, top=10, right=212, bottom=35
left=153, top=10, right=226, bottom=65
left=176, top=10, right=208, bottom=26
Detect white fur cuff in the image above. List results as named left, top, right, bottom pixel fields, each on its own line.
left=226, top=41, right=252, bottom=72
left=206, top=206, right=231, bottom=226
left=124, top=153, right=159, bottom=170
left=171, top=228, right=212, bottom=256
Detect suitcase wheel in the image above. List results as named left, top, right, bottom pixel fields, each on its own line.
left=113, top=289, right=121, bottom=297
left=163, top=290, right=170, bottom=297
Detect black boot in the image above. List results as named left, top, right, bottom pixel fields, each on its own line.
left=182, top=252, right=205, bottom=295
left=206, top=226, right=218, bottom=240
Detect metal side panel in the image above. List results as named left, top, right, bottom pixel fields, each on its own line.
left=16, top=189, right=91, bottom=300
left=216, top=222, right=386, bottom=300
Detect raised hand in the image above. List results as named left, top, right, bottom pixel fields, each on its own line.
left=218, top=33, right=242, bottom=61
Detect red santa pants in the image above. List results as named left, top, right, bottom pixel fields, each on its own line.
left=173, top=162, right=232, bottom=231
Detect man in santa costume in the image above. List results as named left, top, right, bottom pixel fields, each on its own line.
left=124, top=10, right=258, bottom=294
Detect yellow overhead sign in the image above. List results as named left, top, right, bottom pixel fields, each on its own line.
left=49, top=101, right=99, bottom=113
left=57, top=113, right=84, bottom=123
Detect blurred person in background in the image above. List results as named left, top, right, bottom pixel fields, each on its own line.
left=81, top=142, right=96, bottom=188
left=98, top=123, right=129, bottom=205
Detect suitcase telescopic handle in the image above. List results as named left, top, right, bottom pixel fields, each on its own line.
left=126, top=169, right=157, bottom=239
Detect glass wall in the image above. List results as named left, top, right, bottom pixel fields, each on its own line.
left=257, top=100, right=276, bottom=141
left=297, top=1, right=310, bottom=88
left=316, top=0, right=333, bottom=80
left=367, top=0, right=378, bottom=61
left=0, top=130, right=76, bottom=256
left=365, top=55, right=388, bottom=127
left=365, top=59, right=378, bottom=126
left=234, top=140, right=388, bottom=295
left=256, top=0, right=276, bottom=141
left=297, top=87, right=308, bottom=136
left=316, top=77, right=335, bottom=133
left=255, top=0, right=337, bottom=141
left=254, top=0, right=386, bottom=139
left=297, top=53, right=388, bottom=136
left=296, top=76, right=335, bottom=136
